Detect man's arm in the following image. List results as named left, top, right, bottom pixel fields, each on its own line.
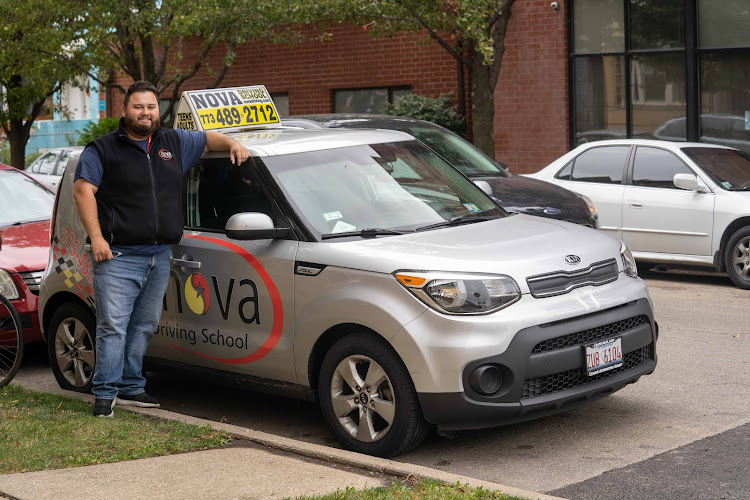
left=73, top=178, right=112, bottom=262
left=205, top=131, right=250, bottom=165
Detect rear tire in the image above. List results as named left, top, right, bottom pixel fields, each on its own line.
left=725, top=226, right=750, bottom=289
left=47, top=302, right=96, bottom=393
left=317, top=332, right=430, bottom=457
left=0, top=294, right=24, bottom=387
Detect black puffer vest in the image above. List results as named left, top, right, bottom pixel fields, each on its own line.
left=90, top=119, right=184, bottom=245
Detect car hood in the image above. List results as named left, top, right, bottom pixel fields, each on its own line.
left=297, top=214, right=622, bottom=293
left=477, top=175, right=590, bottom=218
left=0, top=221, right=50, bottom=272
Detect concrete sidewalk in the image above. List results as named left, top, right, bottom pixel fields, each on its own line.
left=2, top=381, right=565, bottom=500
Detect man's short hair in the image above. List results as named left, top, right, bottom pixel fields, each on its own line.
left=124, top=81, right=158, bottom=106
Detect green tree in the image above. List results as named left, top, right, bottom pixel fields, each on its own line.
left=338, top=0, right=516, bottom=159
left=0, top=0, right=87, bottom=169
left=52, top=0, right=330, bottom=124
left=75, top=117, right=121, bottom=146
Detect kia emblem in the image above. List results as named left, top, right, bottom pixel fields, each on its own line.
left=565, top=255, right=581, bottom=265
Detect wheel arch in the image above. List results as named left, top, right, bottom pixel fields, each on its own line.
left=307, top=323, right=406, bottom=394
left=716, top=217, right=750, bottom=271
left=41, top=291, right=94, bottom=341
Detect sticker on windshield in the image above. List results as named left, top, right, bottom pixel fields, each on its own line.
left=332, top=221, right=357, bottom=233
left=463, top=203, right=482, bottom=213
left=323, top=211, right=343, bottom=221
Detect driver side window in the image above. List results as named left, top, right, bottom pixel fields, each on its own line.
left=185, top=159, right=272, bottom=231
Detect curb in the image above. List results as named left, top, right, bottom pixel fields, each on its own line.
left=11, top=381, right=566, bottom=500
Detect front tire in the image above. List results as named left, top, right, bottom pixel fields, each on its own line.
left=725, top=226, right=750, bottom=289
left=47, top=302, right=96, bottom=393
left=318, top=333, right=430, bottom=457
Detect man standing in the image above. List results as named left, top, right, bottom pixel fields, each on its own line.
left=74, top=81, right=250, bottom=417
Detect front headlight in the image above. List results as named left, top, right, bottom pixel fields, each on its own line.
left=394, top=271, right=521, bottom=315
left=578, top=193, right=597, bottom=216
left=620, top=242, right=638, bottom=278
left=0, top=269, right=20, bottom=300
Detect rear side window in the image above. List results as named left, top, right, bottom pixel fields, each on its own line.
left=567, top=146, right=630, bottom=184
left=632, top=147, right=692, bottom=189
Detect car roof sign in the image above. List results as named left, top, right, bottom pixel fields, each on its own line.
left=174, top=85, right=280, bottom=133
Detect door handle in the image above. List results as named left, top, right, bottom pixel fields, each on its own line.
left=628, top=202, right=643, bottom=209
left=171, top=258, right=201, bottom=269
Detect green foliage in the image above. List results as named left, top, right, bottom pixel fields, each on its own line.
left=384, top=94, right=466, bottom=137
left=75, top=118, right=121, bottom=146
left=0, top=384, right=228, bottom=474
left=25, top=151, right=42, bottom=168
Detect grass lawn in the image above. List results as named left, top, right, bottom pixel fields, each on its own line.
left=292, top=478, right=526, bottom=500
left=0, top=384, right=228, bottom=474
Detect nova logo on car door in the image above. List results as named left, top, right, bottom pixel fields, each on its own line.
left=159, top=234, right=284, bottom=364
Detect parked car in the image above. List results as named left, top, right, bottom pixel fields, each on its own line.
left=527, top=139, right=750, bottom=289
left=40, top=115, right=656, bottom=457
left=0, top=163, right=55, bottom=343
left=654, top=114, right=750, bottom=154
left=285, top=114, right=599, bottom=228
left=25, top=147, right=83, bottom=191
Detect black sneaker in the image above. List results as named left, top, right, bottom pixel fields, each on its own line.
left=92, top=398, right=115, bottom=418
left=116, top=392, right=160, bottom=408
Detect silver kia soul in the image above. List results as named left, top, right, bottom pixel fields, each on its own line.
left=38, top=126, right=658, bottom=457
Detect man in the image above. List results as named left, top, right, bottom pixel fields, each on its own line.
left=74, top=81, right=250, bottom=417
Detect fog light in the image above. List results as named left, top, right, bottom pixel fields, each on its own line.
left=469, top=365, right=503, bottom=395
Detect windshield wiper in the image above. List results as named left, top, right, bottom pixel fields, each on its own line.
left=9, top=218, right=48, bottom=226
left=321, top=228, right=411, bottom=240
left=416, top=215, right=501, bottom=232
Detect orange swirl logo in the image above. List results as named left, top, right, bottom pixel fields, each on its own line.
left=184, top=273, right=211, bottom=315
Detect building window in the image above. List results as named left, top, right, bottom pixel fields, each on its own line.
left=270, top=92, right=289, bottom=118
left=571, top=0, right=750, bottom=149
left=332, top=87, right=411, bottom=114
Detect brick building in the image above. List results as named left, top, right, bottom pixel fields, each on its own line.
left=109, top=0, right=750, bottom=174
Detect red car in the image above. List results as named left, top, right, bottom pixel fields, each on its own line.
left=0, top=163, right=55, bottom=343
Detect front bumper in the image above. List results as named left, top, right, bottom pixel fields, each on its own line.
left=418, top=298, right=657, bottom=430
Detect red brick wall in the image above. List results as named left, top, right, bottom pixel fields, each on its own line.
left=111, top=3, right=569, bottom=173
left=494, top=0, right=569, bottom=173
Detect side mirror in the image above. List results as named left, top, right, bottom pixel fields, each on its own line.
left=474, top=180, right=493, bottom=196
left=673, top=173, right=709, bottom=193
left=225, top=213, right=292, bottom=240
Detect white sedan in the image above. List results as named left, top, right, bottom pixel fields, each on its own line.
left=527, top=139, right=750, bottom=289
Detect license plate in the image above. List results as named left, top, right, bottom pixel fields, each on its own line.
left=585, top=337, right=623, bottom=376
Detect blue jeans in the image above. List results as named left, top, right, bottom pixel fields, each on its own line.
left=91, top=248, right=171, bottom=399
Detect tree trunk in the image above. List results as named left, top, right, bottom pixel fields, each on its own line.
left=469, top=46, right=496, bottom=160
left=7, top=121, right=30, bottom=170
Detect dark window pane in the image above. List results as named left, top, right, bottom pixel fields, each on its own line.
left=186, top=161, right=272, bottom=230
left=573, top=0, right=624, bottom=53
left=571, top=146, right=630, bottom=184
left=700, top=51, right=750, bottom=154
left=632, top=54, right=686, bottom=137
left=334, top=89, right=388, bottom=113
left=699, top=0, right=750, bottom=48
left=632, top=147, right=691, bottom=188
left=574, top=56, right=626, bottom=145
left=556, top=161, right=573, bottom=180
left=682, top=147, right=750, bottom=191
left=271, top=92, right=289, bottom=117
left=629, top=0, right=684, bottom=50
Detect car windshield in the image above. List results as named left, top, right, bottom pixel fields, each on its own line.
left=264, top=141, right=506, bottom=239
left=403, top=127, right=509, bottom=178
left=681, top=147, right=750, bottom=191
left=0, top=169, right=55, bottom=226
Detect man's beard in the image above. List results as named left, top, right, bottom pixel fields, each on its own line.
left=125, top=114, right=160, bottom=137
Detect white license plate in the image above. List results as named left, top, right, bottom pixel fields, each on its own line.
left=585, top=337, right=623, bottom=376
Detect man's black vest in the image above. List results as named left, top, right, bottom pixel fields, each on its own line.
left=91, top=119, right=184, bottom=246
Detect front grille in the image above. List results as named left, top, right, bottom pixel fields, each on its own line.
left=18, top=270, right=44, bottom=295
left=527, top=258, right=619, bottom=298
left=522, top=345, right=653, bottom=398
left=532, top=315, right=649, bottom=354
